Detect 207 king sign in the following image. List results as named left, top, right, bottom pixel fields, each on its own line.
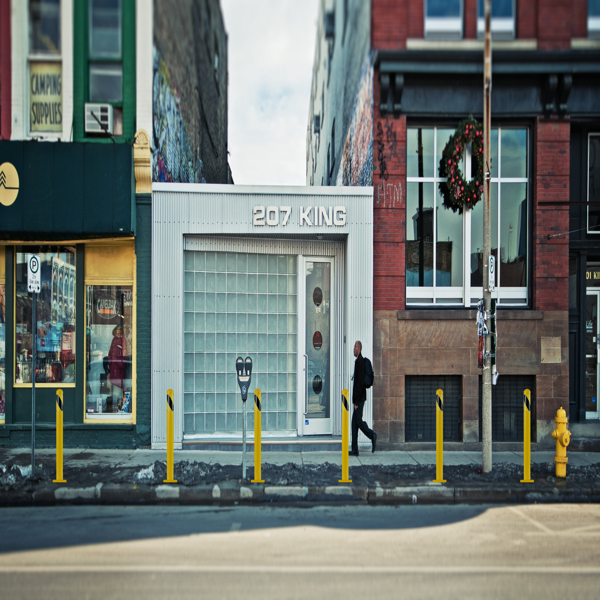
left=253, top=205, right=347, bottom=227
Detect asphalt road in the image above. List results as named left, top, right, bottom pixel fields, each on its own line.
left=0, top=503, right=598, bottom=599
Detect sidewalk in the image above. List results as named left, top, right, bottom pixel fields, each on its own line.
left=1, top=447, right=599, bottom=506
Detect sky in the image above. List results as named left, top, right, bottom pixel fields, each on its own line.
left=221, top=0, right=320, bottom=186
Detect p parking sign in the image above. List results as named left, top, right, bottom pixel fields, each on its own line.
left=27, top=254, right=41, bottom=293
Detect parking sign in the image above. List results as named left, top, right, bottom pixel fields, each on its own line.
left=27, top=254, right=41, bottom=293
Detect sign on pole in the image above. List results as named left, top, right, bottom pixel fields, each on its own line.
left=27, top=254, right=41, bottom=293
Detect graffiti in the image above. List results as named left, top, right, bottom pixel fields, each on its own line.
left=375, top=121, right=389, bottom=181
left=384, top=119, right=398, bottom=158
left=336, top=54, right=373, bottom=187
left=152, top=47, right=206, bottom=183
left=375, top=182, right=402, bottom=208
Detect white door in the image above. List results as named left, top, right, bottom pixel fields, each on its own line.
left=299, top=257, right=334, bottom=435
left=586, top=291, right=600, bottom=419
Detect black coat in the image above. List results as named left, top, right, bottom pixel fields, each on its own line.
left=353, top=353, right=366, bottom=403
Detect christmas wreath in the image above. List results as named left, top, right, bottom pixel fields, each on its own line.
left=438, top=117, right=484, bottom=213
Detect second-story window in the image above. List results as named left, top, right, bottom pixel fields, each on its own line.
left=424, top=0, right=463, bottom=40
left=29, top=0, right=62, bottom=134
left=477, top=0, right=515, bottom=40
left=89, top=0, right=123, bottom=133
left=590, top=0, right=600, bottom=38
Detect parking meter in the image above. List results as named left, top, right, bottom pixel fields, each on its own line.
left=236, top=356, right=252, bottom=401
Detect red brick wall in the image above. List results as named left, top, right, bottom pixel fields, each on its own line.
left=407, top=0, right=424, bottom=39
left=533, top=118, right=570, bottom=312
left=537, top=0, right=572, bottom=49
left=372, top=0, right=408, bottom=49
left=0, top=0, right=11, bottom=139
left=464, top=0, right=478, bottom=39
left=571, top=0, right=588, bottom=38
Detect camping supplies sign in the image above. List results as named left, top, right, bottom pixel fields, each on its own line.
left=30, top=62, right=62, bottom=132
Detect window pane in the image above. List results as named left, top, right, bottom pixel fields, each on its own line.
left=89, top=0, right=121, bottom=58
left=427, top=0, right=461, bottom=17
left=500, top=183, right=528, bottom=287
left=407, top=128, right=434, bottom=178
left=590, top=0, right=600, bottom=17
left=436, top=189, right=464, bottom=287
left=478, top=0, right=513, bottom=17
left=471, top=184, right=498, bottom=287
left=89, top=64, right=122, bottom=102
left=406, top=182, right=434, bottom=287
left=501, top=129, right=527, bottom=178
left=29, top=0, right=61, bottom=55
left=15, top=248, right=76, bottom=385
left=0, top=284, right=5, bottom=420
left=85, top=285, right=133, bottom=416
left=589, top=136, right=600, bottom=232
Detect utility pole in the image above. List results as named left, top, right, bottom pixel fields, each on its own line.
left=482, top=0, right=493, bottom=473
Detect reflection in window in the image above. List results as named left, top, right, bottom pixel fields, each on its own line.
left=589, top=135, right=600, bottom=233
left=29, top=0, right=61, bottom=55
left=85, top=285, right=132, bottom=417
left=89, top=64, right=123, bottom=102
left=15, top=248, right=76, bottom=384
left=590, top=0, right=600, bottom=39
left=0, top=284, right=5, bottom=420
left=477, top=0, right=515, bottom=39
left=89, top=0, right=121, bottom=58
left=425, top=0, right=463, bottom=39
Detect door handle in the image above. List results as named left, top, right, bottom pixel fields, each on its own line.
left=303, top=354, right=308, bottom=416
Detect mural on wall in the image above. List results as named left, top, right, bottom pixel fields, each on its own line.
left=336, top=54, right=373, bottom=187
left=152, top=47, right=206, bottom=183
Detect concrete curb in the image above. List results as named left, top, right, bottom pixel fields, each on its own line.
left=1, top=481, right=600, bottom=507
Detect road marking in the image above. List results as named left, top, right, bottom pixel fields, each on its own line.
left=508, top=506, right=553, bottom=534
left=230, top=522, right=241, bottom=532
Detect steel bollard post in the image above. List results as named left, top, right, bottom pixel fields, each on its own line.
left=433, top=389, right=446, bottom=483
left=53, top=389, right=66, bottom=483
left=520, top=389, right=534, bottom=483
left=164, top=389, right=177, bottom=483
left=251, top=390, right=264, bottom=483
left=339, top=389, right=352, bottom=483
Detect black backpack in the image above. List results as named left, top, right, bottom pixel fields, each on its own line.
left=364, top=356, right=374, bottom=389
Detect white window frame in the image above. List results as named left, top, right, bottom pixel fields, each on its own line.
left=424, top=0, right=464, bottom=40
left=588, top=133, right=600, bottom=234
left=589, top=0, right=600, bottom=39
left=476, top=0, right=516, bottom=40
left=406, top=126, right=529, bottom=308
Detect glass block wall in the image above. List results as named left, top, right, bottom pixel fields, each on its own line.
left=183, top=251, right=298, bottom=434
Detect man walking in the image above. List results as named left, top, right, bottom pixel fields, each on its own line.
left=349, top=340, right=377, bottom=456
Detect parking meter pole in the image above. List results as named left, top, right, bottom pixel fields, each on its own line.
left=520, top=389, right=534, bottom=483
left=236, top=356, right=252, bottom=481
left=339, top=389, right=352, bottom=483
left=251, top=390, right=264, bottom=483
left=31, top=291, right=36, bottom=478
left=164, top=389, right=177, bottom=483
left=433, top=389, right=446, bottom=483
left=243, top=400, right=247, bottom=480
left=53, top=390, right=66, bottom=483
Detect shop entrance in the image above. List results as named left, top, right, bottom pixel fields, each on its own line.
left=586, top=291, right=600, bottom=419
left=300, top=257, right=334, bottom=435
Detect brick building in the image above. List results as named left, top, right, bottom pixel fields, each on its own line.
left=307, top=0, right=600, bottom=448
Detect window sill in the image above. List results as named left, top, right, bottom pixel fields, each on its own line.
left=571, top=38, right=600, bottom=49
left=406, top=38, right=537, bottom=51
left=397, top=309, right=543, bottom=320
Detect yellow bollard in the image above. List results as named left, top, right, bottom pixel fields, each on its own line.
left=53, top=389, right=66, bottom=483
left=520, top=389, right=534, bottom=483
left=551, top=406, right=571, bottom=478
left=339, top=389, right=352, bottom=483
left=251, top=390, right=264, bottom=483
left=433, top=389, right=446, bottom=483
left=164, top=389, right=177, bottom=483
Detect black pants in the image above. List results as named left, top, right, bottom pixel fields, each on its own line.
left=351, top=400, right=374, bottom=452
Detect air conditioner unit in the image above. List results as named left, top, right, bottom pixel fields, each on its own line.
left=314, top=114, right=321, bottom=134
left=85, top=103, right=113, bottom=134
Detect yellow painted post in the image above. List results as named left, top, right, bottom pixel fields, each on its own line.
left=251, top=390, right=264, bottom=483
left=520, top=389, right=534, bottom=483
left=164, top=389, right=177, bottom=483
left=433, top=389, right=446, bottom=483
left=53, top=390, right=66, bottom=483
left=339, top=389, right=352, bottom=483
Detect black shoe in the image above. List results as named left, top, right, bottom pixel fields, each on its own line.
left=372, top=432, right=377, bottom=453
left=349, top=450, right=359, bottom=457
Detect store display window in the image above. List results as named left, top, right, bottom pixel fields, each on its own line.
left=85, top=285, right=133, bottom=418
left=0, top=282, right=5, bottom=422
left=15, top=247, right=76, bottom=385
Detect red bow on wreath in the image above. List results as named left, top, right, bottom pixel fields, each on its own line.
left=439, top=116, right=485, bottom=213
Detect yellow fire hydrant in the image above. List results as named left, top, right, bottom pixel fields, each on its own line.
left=551, top=406, right=571, bottom=478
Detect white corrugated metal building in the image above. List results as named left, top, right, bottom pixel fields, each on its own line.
left=152, top=184, right=373, bottom=448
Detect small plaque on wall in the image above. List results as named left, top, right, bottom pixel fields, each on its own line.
left=541, top=337, right=561, bottom=363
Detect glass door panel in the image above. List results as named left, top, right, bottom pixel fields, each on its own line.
left=586, top=292, right=600, bottom=418
left=303, top=259, right=333, bottom=434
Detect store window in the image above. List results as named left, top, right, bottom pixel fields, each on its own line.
left=477, top=0, right=515, bottom=39
left=406, top=126, right=528, bottom=306
left=588, top=134, right=600, bottom=233
left=183, top=251, right=298, bottom=435
left=0, top=246, right=5, bottom=422
left=88, top=0, right=123, bottom=133
left=84, top=243, right=134, bottom=421
left=29, top=0, right=63, bottom=134
left=15, top=247, right=76, bottom=385
left=590, top=0, right=600, bottom=38
left=424, top=0, right=463, bottom=40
